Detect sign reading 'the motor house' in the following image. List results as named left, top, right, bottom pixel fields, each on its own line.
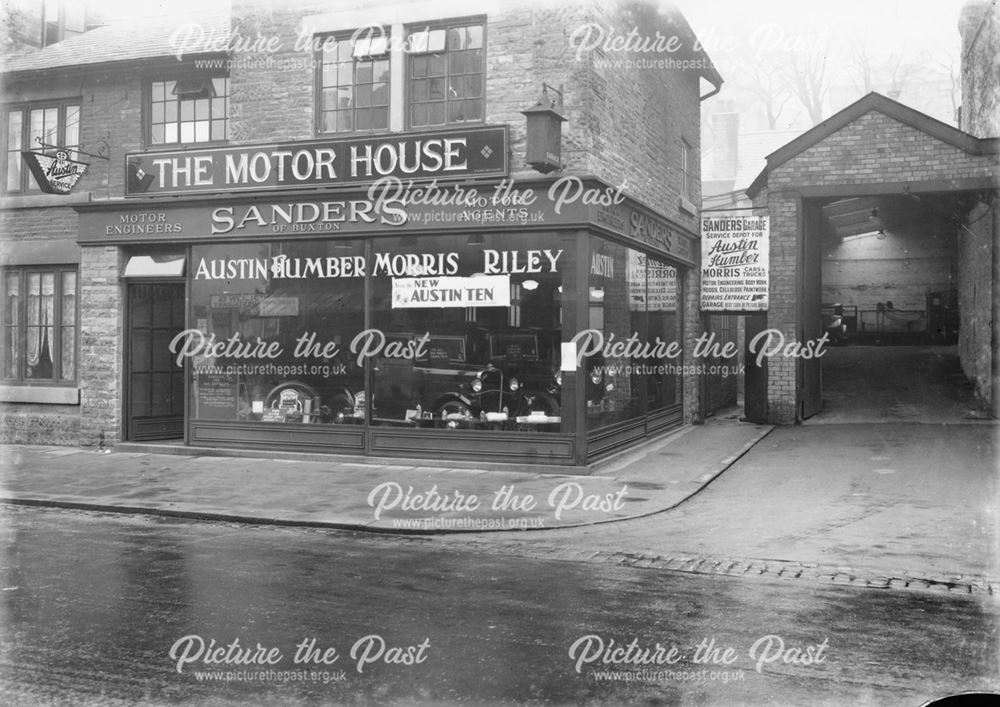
left=125, top=125, right=508, bottom=196
left=700, top=215, right=769, bottom=312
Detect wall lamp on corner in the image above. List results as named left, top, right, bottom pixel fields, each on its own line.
left=521, top=83, right=566, bottom=174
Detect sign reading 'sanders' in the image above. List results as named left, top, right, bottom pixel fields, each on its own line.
left=700, top=215, right=769, bottom=312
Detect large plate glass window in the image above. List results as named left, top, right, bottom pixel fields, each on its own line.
left=188, top=240, right=365, bottom=425
left=370, top=233, right=563, bottom=432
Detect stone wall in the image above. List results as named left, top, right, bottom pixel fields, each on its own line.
left=960, top=0, right=1000, bottom=139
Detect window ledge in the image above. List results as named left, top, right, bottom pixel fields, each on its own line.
left=679, top=196, right=698, bottom=216
left=0, top=385, right=80, bottom=404
left=0, top=192, right=92, bottom=210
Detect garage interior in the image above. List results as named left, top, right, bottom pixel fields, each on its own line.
left=807, top=190, right=991, bottom=423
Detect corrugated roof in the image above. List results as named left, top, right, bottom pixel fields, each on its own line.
left=2, top=9, right=230, bottom=75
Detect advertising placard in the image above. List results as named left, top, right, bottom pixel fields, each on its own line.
left=391, top=275, right=510, bottom=309
left=700, top=215, right=769, bottom=312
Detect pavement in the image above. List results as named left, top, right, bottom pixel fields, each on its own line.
left=0, top=417, right=772, bottom=533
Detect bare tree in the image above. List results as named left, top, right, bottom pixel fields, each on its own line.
left=787, top=49, right=830, bottom=125
left=850, top=45, right=876, bottom=95
left=738, top=59, right=793, bottom=129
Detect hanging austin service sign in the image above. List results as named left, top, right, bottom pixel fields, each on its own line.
left=125, top=125, right=508, bottom=196
left=21, top=149, right=90, bottom=194
left=700, top=215, right=769, bottom=312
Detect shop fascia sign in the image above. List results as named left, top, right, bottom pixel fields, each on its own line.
left=125, top=125, right=508, bottom=197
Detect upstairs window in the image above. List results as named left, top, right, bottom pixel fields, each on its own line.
left=406, top=21, right=484, bottom=128
left=318, top=32, right=391, bottom=133
left=3, top=100, right=81, bottom=193
left=149, top=77, right=229, bottom=146
left=42, top=0, right=86, bottom=47
left=680, top=139, right=695, bottom=202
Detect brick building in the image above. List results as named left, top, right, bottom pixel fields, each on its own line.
left=747, top=92, right=998, bottom=422
left=0, top=0, right=722, bottom=466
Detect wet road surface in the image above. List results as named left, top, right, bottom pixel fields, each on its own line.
left=2, top=505, right=998, bottom=706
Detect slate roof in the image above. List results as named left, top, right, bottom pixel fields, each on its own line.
left=2, top=9, right=230, bottom=76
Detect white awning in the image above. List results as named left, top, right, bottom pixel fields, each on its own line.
left=123, top=255, right=185, bottom=278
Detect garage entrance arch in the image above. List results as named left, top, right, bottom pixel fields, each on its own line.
left=745, top=93, right=999, bottom=423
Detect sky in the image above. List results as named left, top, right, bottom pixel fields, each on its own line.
left=677, top=0, right=968, bottom=77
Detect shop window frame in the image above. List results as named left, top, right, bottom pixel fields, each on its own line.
left=404, top=16, right=486, bottom=129
left=1, top=265, right=79, bottom=386
left=2, top=99, right=82, bottom=194
left=315, top=28, right=392, bottom=135
left=144, top=73, right=230, bottom=148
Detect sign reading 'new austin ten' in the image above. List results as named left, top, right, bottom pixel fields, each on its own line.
left=125, top=125, right=508, bottom=197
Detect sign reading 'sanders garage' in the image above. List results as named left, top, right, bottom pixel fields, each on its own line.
left=125, top=125, right=508, bottom=196
left=700, top=215, right=769, bottom=312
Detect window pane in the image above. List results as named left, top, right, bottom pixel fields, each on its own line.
left=25, top=272, right=55, bottom=380
left=180, top=122, right=194, bottom=143
left=410, top=104, right=427, bottom=127
left=64, top=105, right=80, bottom=151
left=211, top=119, right=226, bottom=141
left=195, top=98, right=209, bottom=120
left=428, top=54, right=445, bottom=76
left=151, top=124, right=165, bottom=144
left=165, top=101, right=178, bottom=122
left=427, top=29, right=445, bottom=51
left=371, top=107, right=388, bottom=130
left=152, top=82, right=165, bottom=101
left=152, top=103, right=164, bottom=123
left=180, top=100, right=194, bottom=122
left=194, top=121, right=209, bottom=142
left=4, top=272, right=20, bottom=378
left=60, top=326, right=75, bottom=381
left=355, top=61, right=373, bottom=84
left=428, top=102, right=445, bottom=125
left=211, top=97, right=225, bottom=117
left=61, top=272, right=76, bottom=324
left=7, top=110, right=23, bottom=191
left=467, top=25, right=483, bottom=49
left=7, top=110, right=23, bottom=150
left=428, top=78, right=444, bottom=100
left=355, top=84, right=371, bottom=108
left=6, top=152, right=21, bottom=191
left=411, top=55, right=427, bottom=78
left=371, top=82, right=388, bottom=106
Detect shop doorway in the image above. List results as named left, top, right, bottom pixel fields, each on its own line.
left=126, top=282, right=185, bottom=440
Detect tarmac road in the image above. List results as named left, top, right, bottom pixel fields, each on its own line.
left=434, top=421, right=999, bottom=587
left=2, top=505, right=999, bottom=707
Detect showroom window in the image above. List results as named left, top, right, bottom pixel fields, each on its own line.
left=585, top=238, right=681, bottom=430
left=188, top=240, right=366, bottom=425
left=370, top=233, right=563, bottom=431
